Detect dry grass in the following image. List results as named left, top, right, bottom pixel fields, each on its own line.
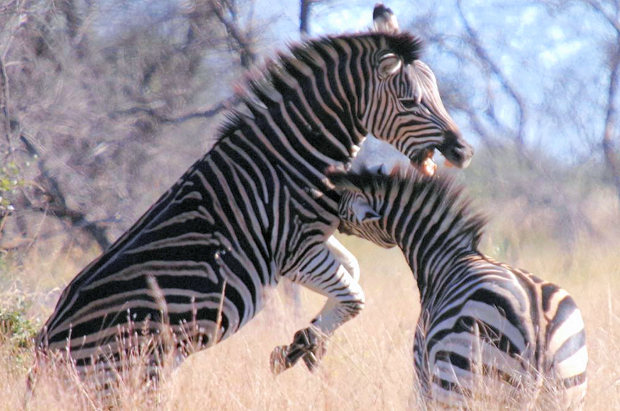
left=1, top=229, right=619, bottom=410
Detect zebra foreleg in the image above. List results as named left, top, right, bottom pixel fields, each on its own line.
left=271, top=243, right=364, bottom=374
left=324, top=235, right=360, bottom=282
left=270, top=325, right=327, bottom=374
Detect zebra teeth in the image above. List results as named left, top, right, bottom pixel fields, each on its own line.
left=421, top=157, right=437, bottom=177
left=412, top=148, right=437, bottom=177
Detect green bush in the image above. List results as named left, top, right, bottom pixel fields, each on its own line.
left=0, top=296, right=39, bottom=369
left=0, top=160, right=25, bottom=214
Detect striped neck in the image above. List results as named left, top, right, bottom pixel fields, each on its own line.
left=216, top=32, right=423, bottom=165
left=218, top=35, right=378, bottom=163
left=386, top=179, right=481, bottom=293
left=334, top=169, right=485, bottom=294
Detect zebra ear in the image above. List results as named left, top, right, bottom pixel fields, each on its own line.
left=378, top=53, right=402, bottom=79
left=326, top=168, right=363, bottom=194
left=350, top=197, right=380, bottom=224
left=372, top=4, right=400, bottom=34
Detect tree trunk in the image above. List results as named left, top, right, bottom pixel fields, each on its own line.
left=602, top=47, right=620, bottom=204
left=300, top=0, right=312, bottom=37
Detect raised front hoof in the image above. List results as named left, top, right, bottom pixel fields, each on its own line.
left=270, top=345, right=291, bottom=375
left=270, top=327, right=327, bottom=375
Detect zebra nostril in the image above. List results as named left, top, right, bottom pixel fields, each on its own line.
left=440, top=130, right=474, bottom=168
left=448, top=147, right=464, bottom=163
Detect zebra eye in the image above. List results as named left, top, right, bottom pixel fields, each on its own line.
left=378, top=53, right=402, bottom=79
left=399, top=98, right=419, bottom=109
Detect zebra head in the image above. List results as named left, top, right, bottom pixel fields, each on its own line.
left=360, top=33, right=473, bottom=173
left=329, top=168, right=398, bottom=249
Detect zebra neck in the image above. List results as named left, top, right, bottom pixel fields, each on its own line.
left=402, top=241, right=475, bottom=298
left=416, top=249, right=479, bottom=306
left=396, top=215, right=477, bottom=298
left=228, top=47, right=368, bottom=166
left=217, top=106, right=365, bottom=199
left=276, top=97, right=366, bottom=155
left=230, top=100, right=365, bottom=178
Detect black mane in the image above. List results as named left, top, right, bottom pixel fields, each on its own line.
left=384, top=32, right=424, bottom=64
left=329, top=167, right=487, bottom=249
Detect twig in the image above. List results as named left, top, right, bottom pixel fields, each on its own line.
left=214, top=278, right=227, bottom=345
left=110, top=95, right=239, bottom=125
left=584, top=0, right=620, bottom=204
left=209, top=0, right=257, bottom=68
left=19, top=135, right=112, bottom=251
left=0, top=49, right=13, bottom=157
left=300, top=0, right=318, bottom=37
left=0, top=7, right=23, bottom=159
left=584, top=0, right=620, bottom=36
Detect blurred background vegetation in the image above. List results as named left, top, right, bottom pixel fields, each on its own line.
left=0, top=0, right=618, bottom=396
left=0, top=0, right=618, bottom=264
left=0, top=1, right=618, bottom=408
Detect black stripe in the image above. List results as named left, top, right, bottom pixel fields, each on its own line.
left=563, top=371, right=587, bottom=388
left=553, top=329, right=586, bottom=364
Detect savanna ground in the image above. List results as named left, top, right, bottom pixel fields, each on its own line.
left=0, top=148, right=619, bottom=410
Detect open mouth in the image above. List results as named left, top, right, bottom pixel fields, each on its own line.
left=411, top=148, right=437, bottom=177
left=411, top=148, right=457, bottom=177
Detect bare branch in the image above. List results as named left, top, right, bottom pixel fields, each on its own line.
left=583, top=0, right=620, bottom=36
left=209, top=0, right=257, bottom=68
left=456, top=0, right=528, bottom=149
left=110, top=95, right=240, bottom=124
left=300, top=0, right=316, bottom=37
left=19, top=135, right=112, bottom=251
left=602, top=43, right=620, bottom=202
left=0, top=13, right=20, bottom=159
left=455, top=103, right=501, bottom=151
left=58, top=0, right=81, bottom=40
left=0, top=55, right=12, bottom=158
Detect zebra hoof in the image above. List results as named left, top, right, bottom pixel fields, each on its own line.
left=270, top=327, right=327, bottom=374
left=270, top=345, right=290, bottom=375
left=301, top=338, right=327, bottom=372
left=288, top=327, right=327, bottom=372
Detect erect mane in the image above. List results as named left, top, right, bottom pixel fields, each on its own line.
left=217, top=31, right=424, bottom=140
left=384, top=32, right=424, bottom=64
left=329, top=167, right=487, bottom=249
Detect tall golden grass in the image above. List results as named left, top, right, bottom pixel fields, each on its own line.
left=1, top=226, right=618, bottom=410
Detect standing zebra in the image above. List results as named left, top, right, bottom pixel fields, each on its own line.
left=32, top=25, right=474, bottom=385
left=329, top=168, right=587, bottom=408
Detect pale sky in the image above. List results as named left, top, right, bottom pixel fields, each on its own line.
left=95, top=0, right=615, bottom=161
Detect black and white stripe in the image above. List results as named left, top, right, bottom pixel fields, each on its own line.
left=331, top=168, right=587, bottom=408
left=33, top=27, right=472, bottom=383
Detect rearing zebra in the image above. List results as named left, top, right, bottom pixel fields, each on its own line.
left=330, top=168, right=587, bottom=408
left=33, top=27, right=473, bottom=384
